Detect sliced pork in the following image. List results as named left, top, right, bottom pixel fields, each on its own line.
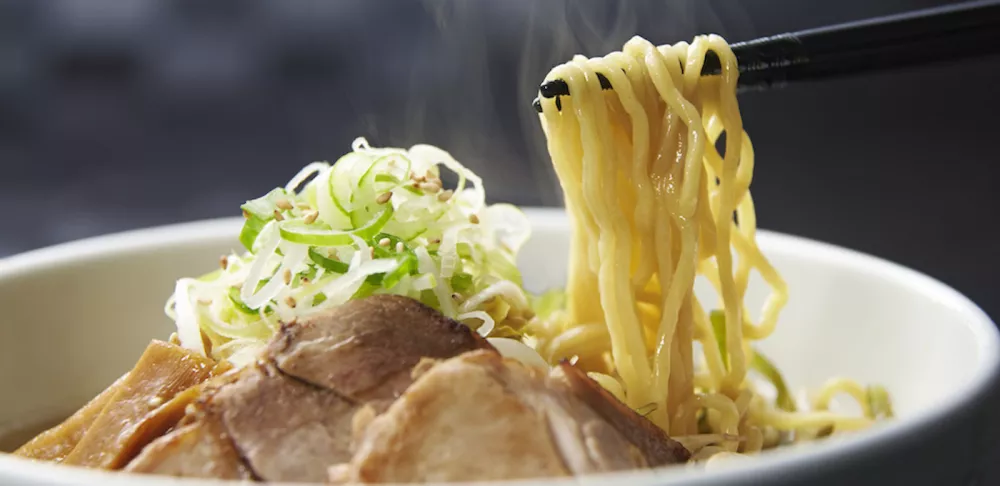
left=336, top=350, right=690, bottom=483
left=267, top=294, right=492, bottom=406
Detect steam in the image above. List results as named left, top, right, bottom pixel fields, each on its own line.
left=388, top=0, right=754, bottom=206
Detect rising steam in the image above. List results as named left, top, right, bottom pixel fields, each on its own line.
left=387, top=0, right=753, bottom=206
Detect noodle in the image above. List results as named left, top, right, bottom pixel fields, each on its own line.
left=533, top=35, right=888, bottom=460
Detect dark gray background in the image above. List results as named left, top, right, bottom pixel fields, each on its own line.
left=0, top=2, right=996, bottom=318
left=8, top=0, right=995, bottom=323
left=1, top=0, right=999, bottom=482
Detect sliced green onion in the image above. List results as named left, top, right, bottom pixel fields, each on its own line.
left=710, top=310, right=729, bottom=370
left=198, top=269, right=223, bottom=283
left=280, top=206, right=394, bottom=246
left=353, top=281, right=380, bottom=299
left=241, top=188, right=291, bottom=219
left=751, top=348, right=796, bottom=412
left=636, top=403, right=658, bottom=417
left=867, top=385, right=894, bottom=419
left=450, top=272, right=474, bottom=292
left=239, top=215, right=268, bottom=252
left=371, top=232, right=407, bottom=259
left=382, top=253, right=418, bottom=290
left=228, top=287, right=257, bottom=315
left=309, top=248, right=349, bottom=273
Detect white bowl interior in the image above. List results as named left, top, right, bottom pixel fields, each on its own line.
left=0, top=209, right=996, bottom=484
left=517, top=210, right=993, bottom=421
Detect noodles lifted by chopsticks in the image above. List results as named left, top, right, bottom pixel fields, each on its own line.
left=531, top=35, right=891, bottom=458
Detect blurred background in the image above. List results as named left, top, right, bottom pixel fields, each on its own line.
left=0, top=0, right=996, bottom=320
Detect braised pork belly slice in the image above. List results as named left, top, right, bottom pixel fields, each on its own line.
left=123, top=295, right=492, bottom=482
left=550, top=362, right=691, bottom=466
left=335, top=350, right=690, bottom=484
left=207, top=363, right=358, bottom=483
left=267, top=294, right=492, bottom=407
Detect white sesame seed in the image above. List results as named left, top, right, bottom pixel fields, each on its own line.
left=376, top=192, right=392, bottom=204
left=285, top=296, right=297, bottom=308
left=395, top=242, right=405, bottom=252
left=369, top=247, right=375, bottom=258
left=303, top=210, right=319, bottom=224
left=295, top=202, right=312, bottom=210
left=419, top=182, right=441, bottom=194
left=378, top=238, right=391, bottom=247
left=197, top=298, right=212, bottom=306
left=219, top=255, right=229, bottom=270
left=282, top=269, right=292, bottom=285
left=468, top=213, right=480, bottom=224
left=273, top=209, right=285, bottom=221
left=437, top=190, right=453, bottom=202
left=276, top=199, right=293, bottom=210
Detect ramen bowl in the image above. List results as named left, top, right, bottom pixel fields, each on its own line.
left=0, top=208, right=997, bottom=486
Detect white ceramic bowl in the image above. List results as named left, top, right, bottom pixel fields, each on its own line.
left=1, top=208, right=998, bottom=486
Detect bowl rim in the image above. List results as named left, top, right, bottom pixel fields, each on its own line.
left=1, top=207, right=997, bottom=486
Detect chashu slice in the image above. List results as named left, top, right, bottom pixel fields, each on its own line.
left=194, top=363, right=357, bottom=483
left=336, top=350, right=687, bottom=484
left=267, top=294, right=492, bottom=408
left=551, top=362, right=691, bottom=466
left=126, top=295, right=493, bottom=482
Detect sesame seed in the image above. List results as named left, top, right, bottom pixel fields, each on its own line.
left=428, top=177, right=443, bottom=187
left=430, top=238, right=441, bottom=244
left=273, top=209, right=285, bottom=221
left=376, top=192, right=392, bottom=204
left=282, top=269, right=292, bottom=285
left=197, top=298, right=212, bottom=306
left=301, top=277, right=311, bottom=284
left=468, top=213, right=480, bottom=224
left=219, top=255, right=229, bottom=270
left=451, top=293, right=461, bottom=300
left=242, top=209, right=251, bottom=219
left=276, top=199, right=293, bottom=210
left=378, top=238, right=391, bottom=247
left=419, top=182, right=441, bottom=194
left=369, top=247, right=375, bottom=258
left=296, top=202, right=311, bottom=210
left=437, top=190, right=453, bottom=202
left=395, top=242, right=405, bottom=252
left=425, top=169, right=436, bottom=180
left=303, top=210, right=319, bottom=224
left=285, top=296, right=297, bottom=308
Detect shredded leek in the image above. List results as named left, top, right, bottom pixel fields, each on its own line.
left=166, top=137, right=533, bottom=367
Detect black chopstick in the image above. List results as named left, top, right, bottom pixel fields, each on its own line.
left=533, top=0, right=1000, bottom=113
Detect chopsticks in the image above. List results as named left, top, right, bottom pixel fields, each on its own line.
left=533, top=0, right=1000, bottom=112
